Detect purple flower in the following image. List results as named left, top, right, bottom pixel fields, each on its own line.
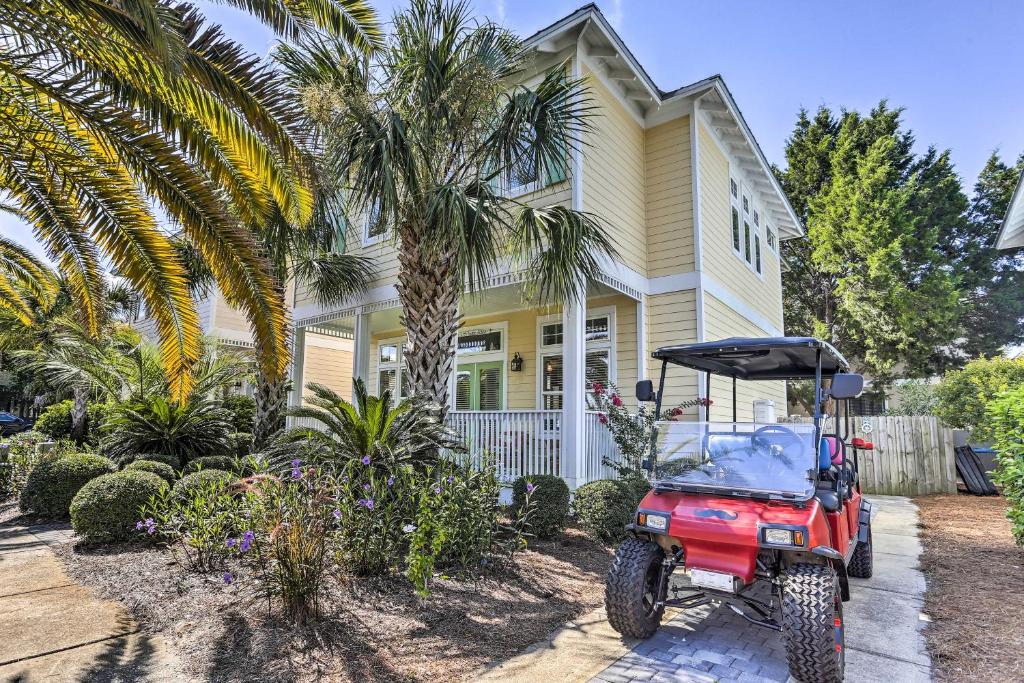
left=362, top=482, right=371, bottom=491
left=365, top=498, right=375, bottom=511
left=342, top=476, right=350, bottom=483
left=239, top=530, right=255, bottom=552
left=386, top=476, right=394, bottom=487
left=290, top=459, right=302, bottom=479
left=226, top=537, right=237, bottom=548
left=361, top=455, right=371, bottom=466
left=526, top=482, right=536, bottom=493
left=447, top=475, right=454, bottom=484
left=223, top=572, right=233, bottom=585
left=357, top=498, right=366, bottom=507
left=433, top=485, right=441, bottom=495
left=143, top=518, right=156, bottom=535
left=135, top=520, right=144, bottom=531
left=333, top=509, right=341, bottom=520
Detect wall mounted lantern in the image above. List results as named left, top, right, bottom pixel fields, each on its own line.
left=510, top=352, right=524, bottom=372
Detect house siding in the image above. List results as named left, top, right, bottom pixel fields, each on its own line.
left=582, top=65, right=648, bottom=276
left=302, top=333, right=354, bottom=404
left=645, top=116, right=695, bottom=277
left=646, top=290, right=700, bottom=418
left=703, top=292, right=787, bottom=421
left=697, top=122, right=784, bottom=332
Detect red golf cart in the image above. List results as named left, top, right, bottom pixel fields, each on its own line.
left=605, top=337, right=874, bottom=683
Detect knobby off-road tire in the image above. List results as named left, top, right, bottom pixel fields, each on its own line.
left=605, top=538, right=666, bottom=638
left=848, top=524, right=873, bottom=578
left=781, top=563, right=845, bottom=683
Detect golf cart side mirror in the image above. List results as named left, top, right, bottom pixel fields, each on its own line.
left=635, top=380, right=656, bottom=402
left=830, top=373, right=864, bottom=400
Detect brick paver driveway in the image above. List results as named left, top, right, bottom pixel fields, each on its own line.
left=591, top=496, right=932, bottom=683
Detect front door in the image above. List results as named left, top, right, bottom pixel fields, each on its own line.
left=455, top=361, right=504, bottom=411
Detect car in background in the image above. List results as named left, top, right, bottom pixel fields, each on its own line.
left=0, top=411, right=30, bottom=436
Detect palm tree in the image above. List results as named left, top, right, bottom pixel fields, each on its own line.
left=279, top=0, right=617, bottom=411
left=0, top=0, right=381, bottom=403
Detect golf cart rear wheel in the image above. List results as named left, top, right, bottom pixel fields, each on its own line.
left=848, top=524, right=873, bottom=578
left=781, top=563, right=845, bottom=683
left=605, top=538, right=666, bottom=638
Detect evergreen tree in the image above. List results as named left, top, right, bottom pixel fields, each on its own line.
left=776, top=103, right=961, bottom=378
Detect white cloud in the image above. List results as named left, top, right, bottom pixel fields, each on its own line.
left=494, top=0, right=506, bottom=25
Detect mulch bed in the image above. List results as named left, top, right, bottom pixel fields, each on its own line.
left=53, top=527, right=613, bottom=682
left=916, top=493, right=1024, bottom=682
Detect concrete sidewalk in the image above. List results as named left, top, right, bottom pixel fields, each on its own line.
left=477, top=495, right=932, bottom=683
left=0, top=522, right=181, bottom=682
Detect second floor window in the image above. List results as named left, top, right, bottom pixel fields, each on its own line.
left=729, top=176, right=763, bottom=276
left=363, top=200, right=386, bottom=245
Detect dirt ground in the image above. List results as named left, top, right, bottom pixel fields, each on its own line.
left=916, top=493, right=1024, bottom=682
left=53, top=527, right=613, bottom=682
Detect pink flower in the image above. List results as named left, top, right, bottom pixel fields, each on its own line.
left=598, top=413, right=608, bottom=424
left=611, top=394, right=622, bottom=407
left=592, top=382, right=604, bottom=395
left=671, top=407, right=684, bottom=417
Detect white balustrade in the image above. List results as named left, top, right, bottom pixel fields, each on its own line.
left=582, top=411, right=625, bottom=485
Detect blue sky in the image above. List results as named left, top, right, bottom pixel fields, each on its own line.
left=6, top=0, right=1024, bottom=261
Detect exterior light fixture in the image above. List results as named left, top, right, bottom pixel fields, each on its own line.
left=510, top=352, right=524, bottom=372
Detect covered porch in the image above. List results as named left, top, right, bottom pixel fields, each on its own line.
left=288, top=276, right=650, bottom=489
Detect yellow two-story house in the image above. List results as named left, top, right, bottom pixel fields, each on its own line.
left=287, top=5, right=803, bottom=488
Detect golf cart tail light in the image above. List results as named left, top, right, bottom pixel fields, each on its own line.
left=764, top=528, right=793, bottom=545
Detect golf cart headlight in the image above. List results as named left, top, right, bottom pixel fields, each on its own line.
left=763, top=527, right=805, bottom=546
left=637, top=511, right=669, bottom=532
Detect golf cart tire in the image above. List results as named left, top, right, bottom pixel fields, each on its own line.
left=781, top=563, right=844, bottom=683
left=605, top=538, right=665, bottom=639
left=848, top=524, right=873, bottom=578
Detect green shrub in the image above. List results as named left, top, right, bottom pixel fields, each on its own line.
left=226, top=432, right=253, bottom=458
left=19, top=453, right=116, bottom=518
left=512, top=474, right=569, bottom=539
left=572, top=478, right=648, bottom=544
left=70, top=471, right=167, bottom=542
left=124, top=459, right=177, bottom=484
left=34, top=400, right=73, bottom=440
left=183, top=455, right=237, bottom=474
left=101, top=396, right=233, bottom=465
left=172, top=469, right=235, bottom=503
left=222, top=395, right=256, bottom=434
left=935, top=357, right=1024, bottom=439
left=33, top=401, right=112, bottom=445
left=117, top=452, right=182, bottom=471
left=988, top=385, right=1024, bottom=545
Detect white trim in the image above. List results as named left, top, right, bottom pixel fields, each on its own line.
left=375, top=335, right=406, bottom=401
left=571, top=49, right=584, bottom=214
left=998, top=170, right=1024, bottom=249
left=636, top=295, right=647, bottom=381
left=691, top=97, right=703, bottom=275
left=578, top=49, right=646, bottom=127
left=701, top=274, right=784, bottom=337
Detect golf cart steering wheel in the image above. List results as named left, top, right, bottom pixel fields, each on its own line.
left=751, top=425, right=805, bottom=467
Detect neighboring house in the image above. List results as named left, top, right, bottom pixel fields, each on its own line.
left=997, top=170, right=1024, bottom=249
left=288, top=4, right=805, bottom=487
left=135, top=289, right=354, bottom=400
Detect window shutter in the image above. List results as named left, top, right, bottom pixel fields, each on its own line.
left=478, top=365, right=502, bottom=410
left=585, top=350, right=610, bottom=387
left=455, top=370, right=472, bottom=411
left=543, top=143, right=568, bottom=186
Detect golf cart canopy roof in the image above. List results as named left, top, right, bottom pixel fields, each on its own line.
left=651, top=337, right=850, bottom=380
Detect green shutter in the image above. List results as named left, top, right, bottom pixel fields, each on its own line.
left=543, top=143, right=568, bottom=186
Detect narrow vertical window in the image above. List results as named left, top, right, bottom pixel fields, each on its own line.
left=732, top=207, right=741, bottom=251
left=744, top=221, right=752, bottom=263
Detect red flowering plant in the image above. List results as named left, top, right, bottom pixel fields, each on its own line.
left=587, top=381, right=712, bottom=477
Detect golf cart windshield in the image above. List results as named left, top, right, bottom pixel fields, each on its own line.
left=654, top=421, right=817, bottom=499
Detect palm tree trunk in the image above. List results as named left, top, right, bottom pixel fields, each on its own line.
left=253, top=373, right=288, bottom=449
left=396, top=236, right=460, bottom=416
left=71, top=386, right=88, bottom=444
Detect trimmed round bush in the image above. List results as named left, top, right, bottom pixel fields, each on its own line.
left=124, top=459, right=177, bottom=484
left=116, top=453, right=181, bottom=471
left=19, top=453, right=117, bottom=518
left=171, top=469, right=235, bottom=502
left=34, top=400, right=73, bottom=440
left=572, top=479, right=647, bottom=544
left=70, top=471, right=167, bottom=542
left=183, top=455, right=237, bottom=474
left=512, top=474, right=570, bottom=539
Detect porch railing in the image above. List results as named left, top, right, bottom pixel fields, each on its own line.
left=285, top=409, right=624, bottom=488
left=447, top=410, right=561, bottom=483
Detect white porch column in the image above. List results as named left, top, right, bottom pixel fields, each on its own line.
left=289, top=325, right=306, bottom=409
left=352, top=311, right=371, bottom=403
left=561, top=298, right=586, bottom=490
left=636, top=294, right=647, bottom=381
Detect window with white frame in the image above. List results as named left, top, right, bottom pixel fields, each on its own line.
left=376, top=338, right=409, bottom=403
left=766, top=223, right=777, bottom=253
left=454, top=325, right=505, bottom=411
left=729, top=176, right=763, bottom=276
left=538, top=310, right=614, bottom=410
left=362, top=200, right=386, bottom=245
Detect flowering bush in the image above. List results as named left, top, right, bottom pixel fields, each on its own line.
left=587, top=381, right=711, bottom=476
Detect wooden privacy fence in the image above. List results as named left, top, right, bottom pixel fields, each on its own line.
left=796, top=415, right=957, bottom=496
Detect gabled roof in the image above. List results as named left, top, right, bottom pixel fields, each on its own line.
left=997, top=170, right=1024, bottom=250
left=520, top=4, right=804, bottom=239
